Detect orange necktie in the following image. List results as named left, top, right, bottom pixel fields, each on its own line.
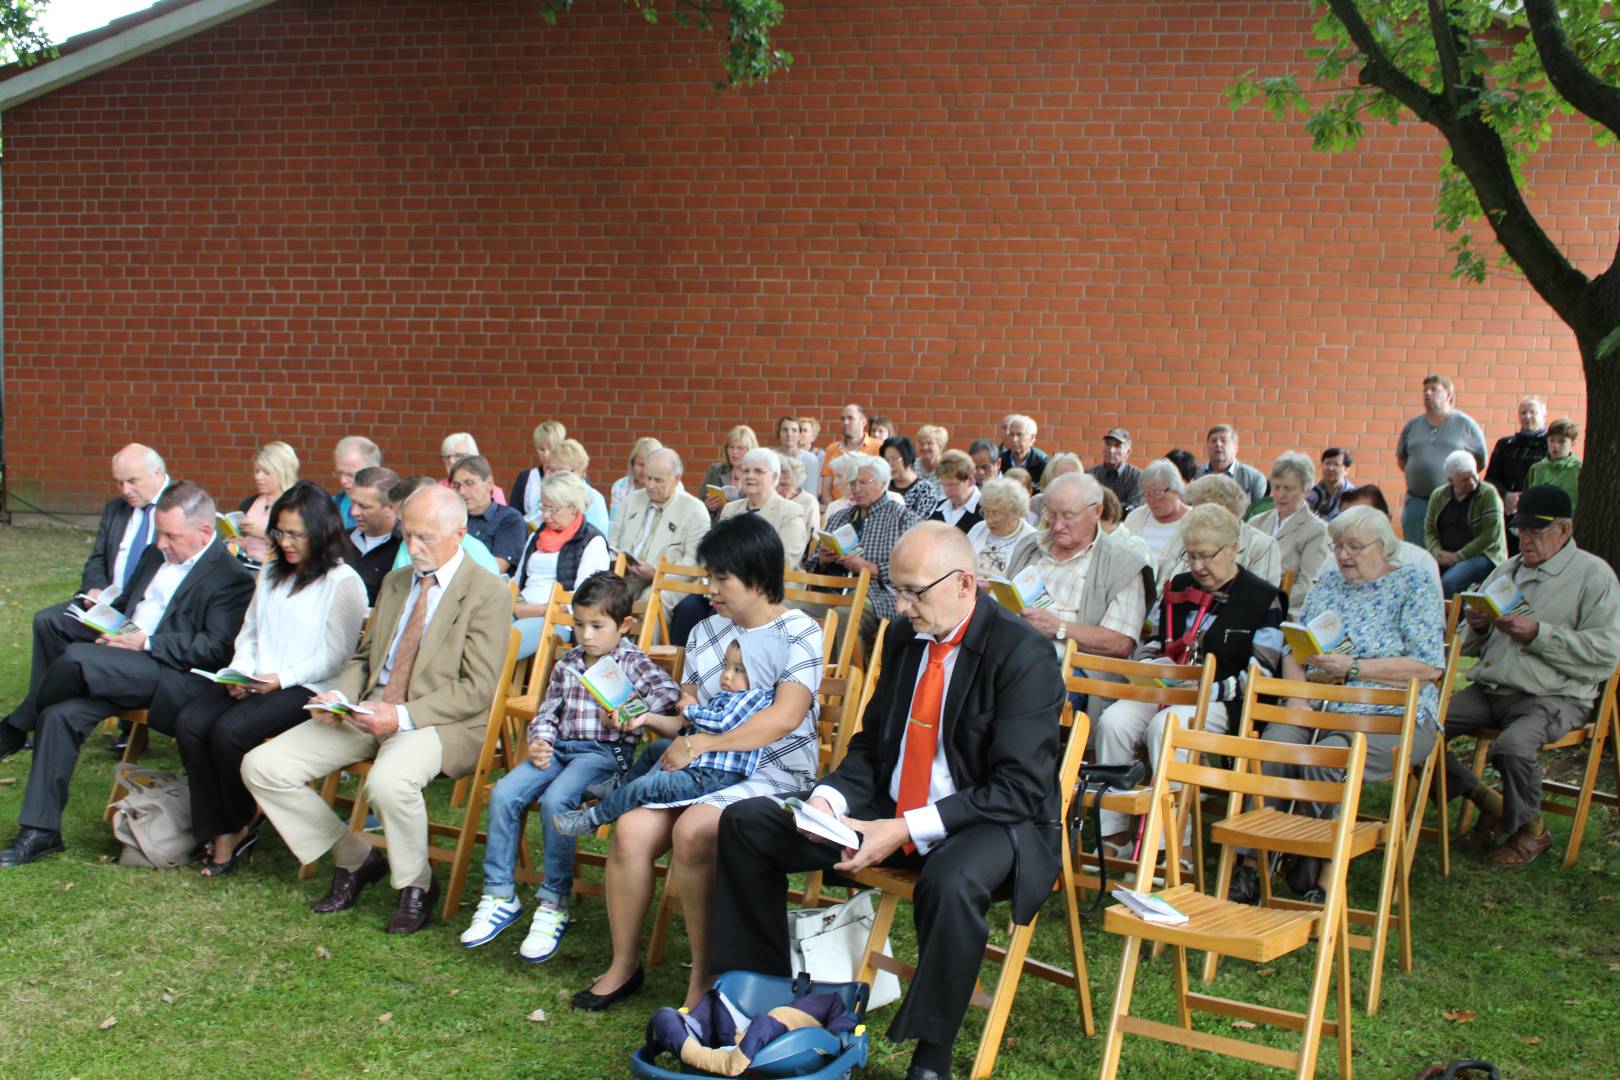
left=895, top=611, right=972, bottom=850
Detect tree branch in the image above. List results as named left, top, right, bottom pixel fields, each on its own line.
left=1427, top=0, right=1463, bottom=105
left=1322, top=0, right=1445, bottom=122
left=1523, top=0, right=1620, bottom=141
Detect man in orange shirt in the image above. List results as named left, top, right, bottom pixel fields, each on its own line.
left=819, top=402, right=882, bottom=503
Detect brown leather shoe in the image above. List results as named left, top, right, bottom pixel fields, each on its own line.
left=386, top=875, right=440, bottom=934
left=311, top=848, right=387, bottom=914
left=1458, top=812, right=1505, bottom=855
left=1487, top=825, right=1552, bottom=868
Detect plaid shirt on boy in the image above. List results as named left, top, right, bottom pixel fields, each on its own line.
left=683, top=687, right=776, bottom=776
left=527, top=638, right=680, bottom=746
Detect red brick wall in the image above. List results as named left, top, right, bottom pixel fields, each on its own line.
left=2, top=0, right=1603, bottom=513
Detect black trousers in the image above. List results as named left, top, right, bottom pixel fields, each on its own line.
left=3, top=603, right=101, bottom=733
left=20, top=643, right=171, bottom=832
left=668, top=594, right=714, bottom=649
left=174, top=683, right=314, bottom=841
left=711, top=793, right=1015, bottom=1048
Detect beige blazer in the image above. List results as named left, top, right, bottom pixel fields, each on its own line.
left=720, top=491, right=811, bottom=567
left=332, top=557, right=513, bottom=778
left=610, top=486, right=710, bottom=600
left=1251, top=507, right=1332, bottom=616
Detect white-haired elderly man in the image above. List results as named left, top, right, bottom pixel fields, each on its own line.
left=1248, top=452, right=1333, bottom=617
left=608, top=447, right=710, bottom=604
left=1004, top=472, right=1152, bottom=661
left=810, top=452, right=920, bottom=657
left=720, top=447, right=812, bottom=565
left=1424, top=449, right=1507, bottom=598
left=332, top=435, right=383, bottom=529
left=242, top=486, right=511, bottom=931
left=997, top=414, right=1049, bottom=488
left=1443, top=485, right=1620, bottom=868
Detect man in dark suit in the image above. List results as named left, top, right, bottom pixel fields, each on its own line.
left=0, top=481, right=254, bottom=867
left=711, top=522, right=1065, bottom=1080
left=2, top=444, right=169, bottom=745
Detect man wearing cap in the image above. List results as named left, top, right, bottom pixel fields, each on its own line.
left=1442, top=485, right=1620, bottom=868
left=1088, top=428, right=1142, bottom=513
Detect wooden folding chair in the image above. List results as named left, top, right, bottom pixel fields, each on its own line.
left=1098, top=725, right=1366, bottom=1080
left=855, top=618, right=888, bottom=724
left=1414, top=635, right=1465, bottom=876
left=103, top=708, right=153, bottom=819
left=315, top=627, right=523, bottom=919
left=1061, top=644, right=1217, bottom=894
left=783, top=566, right=871, bottom=675
left=1208, top=672, right=1422, bottom=1015
left=848, top=704, right=1092, bottom=1079
left=1454, top=658, right=1620, bottom=867
left=637, top=556, right=708, bottom=668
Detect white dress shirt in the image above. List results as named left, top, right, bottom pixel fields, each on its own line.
left=129, top=536, right=214, bottom=645
left=349, top=526, right=394, bottom=555
left=1269, top=508, right=1298, bottom=537
left=812, top=608, right=973, bottom=854
left=937, top=487, right=982, bottom=527
left=378, top=547, right=466, bottom=731
left=111, top=487, right=167, bottom=586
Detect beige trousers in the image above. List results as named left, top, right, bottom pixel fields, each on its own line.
left=241, top=718, right=444, bottom=889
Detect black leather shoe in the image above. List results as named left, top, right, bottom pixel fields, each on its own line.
left=0, top=721, right=26, bottom=762
left=311, top=848, right=388, bottom=914
left=0, top=827, right=65, bottom=867
left=904, top=1067, right=951, bottom=1080
left=108, top=736, right=130, bottom=756
left=386, top=875, right=440, bottom=934
left=1227, top=864, right=1261, bottom=906
left=570, top=965, right=645, bottom=1011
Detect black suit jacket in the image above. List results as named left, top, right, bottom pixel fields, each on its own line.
left=823, top=597, right=1065, bottom=923
left=82, top=497, right=137, bottom=593
left=111, top=539, right=256, bottom=728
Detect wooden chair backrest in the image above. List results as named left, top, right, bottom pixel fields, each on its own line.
left=1062, top=643, right=1215, bottom=710
left=784, top=565, right=872, bottom=674
left=637, top=557, right=710, bottom=650
left=817, top=668, right=865, bottom=772
left=1279, top=569, right=1296, bottom=599
left=1442, top=594, right=1464, bottom=645
left=1242, top=670, right=1420, bottom=740
left=611, top=550, right=628, bottom=576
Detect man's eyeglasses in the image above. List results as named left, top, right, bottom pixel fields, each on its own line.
left=894, top=568, right=966, bottom=604
left=1509, top=521, right=1560, bottom=539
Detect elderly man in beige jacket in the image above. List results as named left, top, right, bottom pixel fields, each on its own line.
left=609, top=448, right=710, bottom=607
left=720, top=448, right=811, bottom=566
left=242, top=486, right=511, bottom=933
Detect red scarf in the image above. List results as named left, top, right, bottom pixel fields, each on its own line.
left=535, top=511, right=585, bottom=553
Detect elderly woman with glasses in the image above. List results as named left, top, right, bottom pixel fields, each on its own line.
left=1227, top=505, right=1445, bottom=905
left=1091, top=503, right=1287, bottom=850
left=1425, top=449, right=1507, bottom=598
left=511, top=472, right=612, bottom=658
left=1249, top=451, right=1333, bottom=617
left=1122, top=458, right=1191, bottom=565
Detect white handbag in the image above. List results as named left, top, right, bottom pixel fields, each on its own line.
left=786, top=888, right=902, bottom=1010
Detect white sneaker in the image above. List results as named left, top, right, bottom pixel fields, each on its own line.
left=459, top=894, right=523, bottom=948
left=519, top=905, right=569, bottom=963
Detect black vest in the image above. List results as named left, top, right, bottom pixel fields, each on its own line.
left=518, top=519, right=605, bottom=594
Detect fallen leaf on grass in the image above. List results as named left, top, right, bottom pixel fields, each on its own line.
left=1609, top=962, right=1620, bottom=972
left=377, top=1012, right=392, bottom=1024
left=1232, top=1020, right=1258, bottom=1030
left=314, top=946, right=331, bottom=960
left=97, top=855, right=111, bottom=864
left=0, top=777, right=16, bottom=785
left=1255, top=967, right=1276, bottom=977
left=98, top=1015, right=117, bottom=1031
left=447, top=988, right=463, bottom=997
left=161, top=992, right=174, bottom=1005
left=1441, top=1008, right=1476, bottom=1023
left=63, top=882, right=75, bottom=891
left=1522, top=1036, right=1541, bottom=1045
left=528, top=1008, right=548, bottom=1023
left=109, top=970, right=122, bottom=978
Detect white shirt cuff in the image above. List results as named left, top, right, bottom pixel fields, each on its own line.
left=808, top=784, right=848, bottom=819
left=903, top=804, right=948, bottom=853
left=395, top=705, right=414, bottom=731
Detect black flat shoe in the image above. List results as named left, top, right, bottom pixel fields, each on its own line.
left=201, top=829, right=261, bottom=878
left=571, top=965, right=644, bottom=1011
left=0, top=827, right=65, bottom=867
left=1227, top=864, right=1260, bottom=905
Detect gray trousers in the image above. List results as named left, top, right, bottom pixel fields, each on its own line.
left=1261, top=718, right=1438, bottom=818
left=1442, top=685, right=1590, bottom=835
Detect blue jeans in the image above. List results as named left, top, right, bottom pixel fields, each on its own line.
left=591, top=743, right=744, bottom=826
left=1402, top=493, right=1428, bottom=546
left=514, top=618, right=573, bottom=661
left=482, top=739, right=624, bottom=907
left=1441, top=554, right=1494, bottom=598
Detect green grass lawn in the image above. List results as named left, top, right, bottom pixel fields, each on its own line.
left=1, top=523, right=1618, bottom=1078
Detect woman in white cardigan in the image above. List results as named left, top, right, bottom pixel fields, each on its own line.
left=173, top=481, right=368, bottom=877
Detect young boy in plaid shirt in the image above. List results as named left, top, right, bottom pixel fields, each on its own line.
left=551, top=635, right=777, bottom=836
left=460, top=572, right=678, bottom=963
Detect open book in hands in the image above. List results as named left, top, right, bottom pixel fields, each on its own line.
left=1280, top=609, right=1354, bottom=662
left=189, top=667, right=268, bottom=687
left=303, top=691, right=374, bottom=717
left=783, top=797, right=862, bottom=850
left=1459, top=574, right=1532, bottom=619
left=65, top=598, right=133, bottom=637
left=815, top=523, right=862, bottom=558
left=579, top=655, right=650, bottom=723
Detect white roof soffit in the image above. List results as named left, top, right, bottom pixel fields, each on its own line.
left=0, top=0, right=280, bottom=114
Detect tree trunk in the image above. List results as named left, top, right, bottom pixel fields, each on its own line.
left=1575, top=330, right=1620, bottom=569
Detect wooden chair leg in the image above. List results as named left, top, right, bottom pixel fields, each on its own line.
left=1171, top=943, right=1192, bottom=1030
left=449, top=776, right=470, bottom=809
left=969, top=917, right=1037, bottom=1080
left=1563, top=717, right=1614, bottom=866
left=103, top=720, right=150, bottom=821
left=1060, top=847, right=1096, bottom=1035
left=1364, top=827, right=1401, bottom=1014
left=1097, top=935, right=1144, bottom=1080
left=647, top=870, right=679, bottom=967
left=1456, top=735, right=1493, bottom=835
left=1335, top=906, right=1355, bottom=1080
left=443, top=777, right=489, bottom=920
left=856, top=892, right=902, bottom=989
left=1294, top=894, right=1341, bottom=1080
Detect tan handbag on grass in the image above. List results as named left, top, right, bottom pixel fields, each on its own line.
left=109, top=764, right=196, bottom=869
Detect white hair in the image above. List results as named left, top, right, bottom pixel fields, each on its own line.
left=1141, top=458, right=1185, bottom=497
left=845, top=451, right=891, bottom=488
left=404, top=484, right=468, bottom=530
left=1008, top=413, right=1037, bottom=435
left=1271, top=451, right=1316, bottom=491
left=776, top=450, right=805, bottom=486
left=1046, top=452, right=1083, bottom=476
left=440, top=432, right=479, bottom=457
left=647, top=447, right=685, bottom=475
left=740, top=446, right=782, bottom=478
left=1330, top=505, right=1399, bottom=560
left=114, top=444, right=166, bottom=476
left=1443, top=450, right=1479, bottom=480
left=1042, top=470, right=1103, bottom=508
left=540, top=471, right=594, bottom=514
left=335, top=435, right=382, bottom=466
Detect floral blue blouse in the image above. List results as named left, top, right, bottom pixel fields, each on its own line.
left=1302, top=562, right=1444, bottom=729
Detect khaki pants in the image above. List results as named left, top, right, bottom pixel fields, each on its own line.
left=241, top=718, right=444, bottom=889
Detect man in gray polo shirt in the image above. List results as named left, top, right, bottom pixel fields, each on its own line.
left=1395, top=374, right=1486, bottom=543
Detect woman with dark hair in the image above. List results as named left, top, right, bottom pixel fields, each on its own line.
left=172, top=480, right=368, bottom=876
left=881, top=435, right=942, bottom=519
left=576, top=513, right=824, bottom=1013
